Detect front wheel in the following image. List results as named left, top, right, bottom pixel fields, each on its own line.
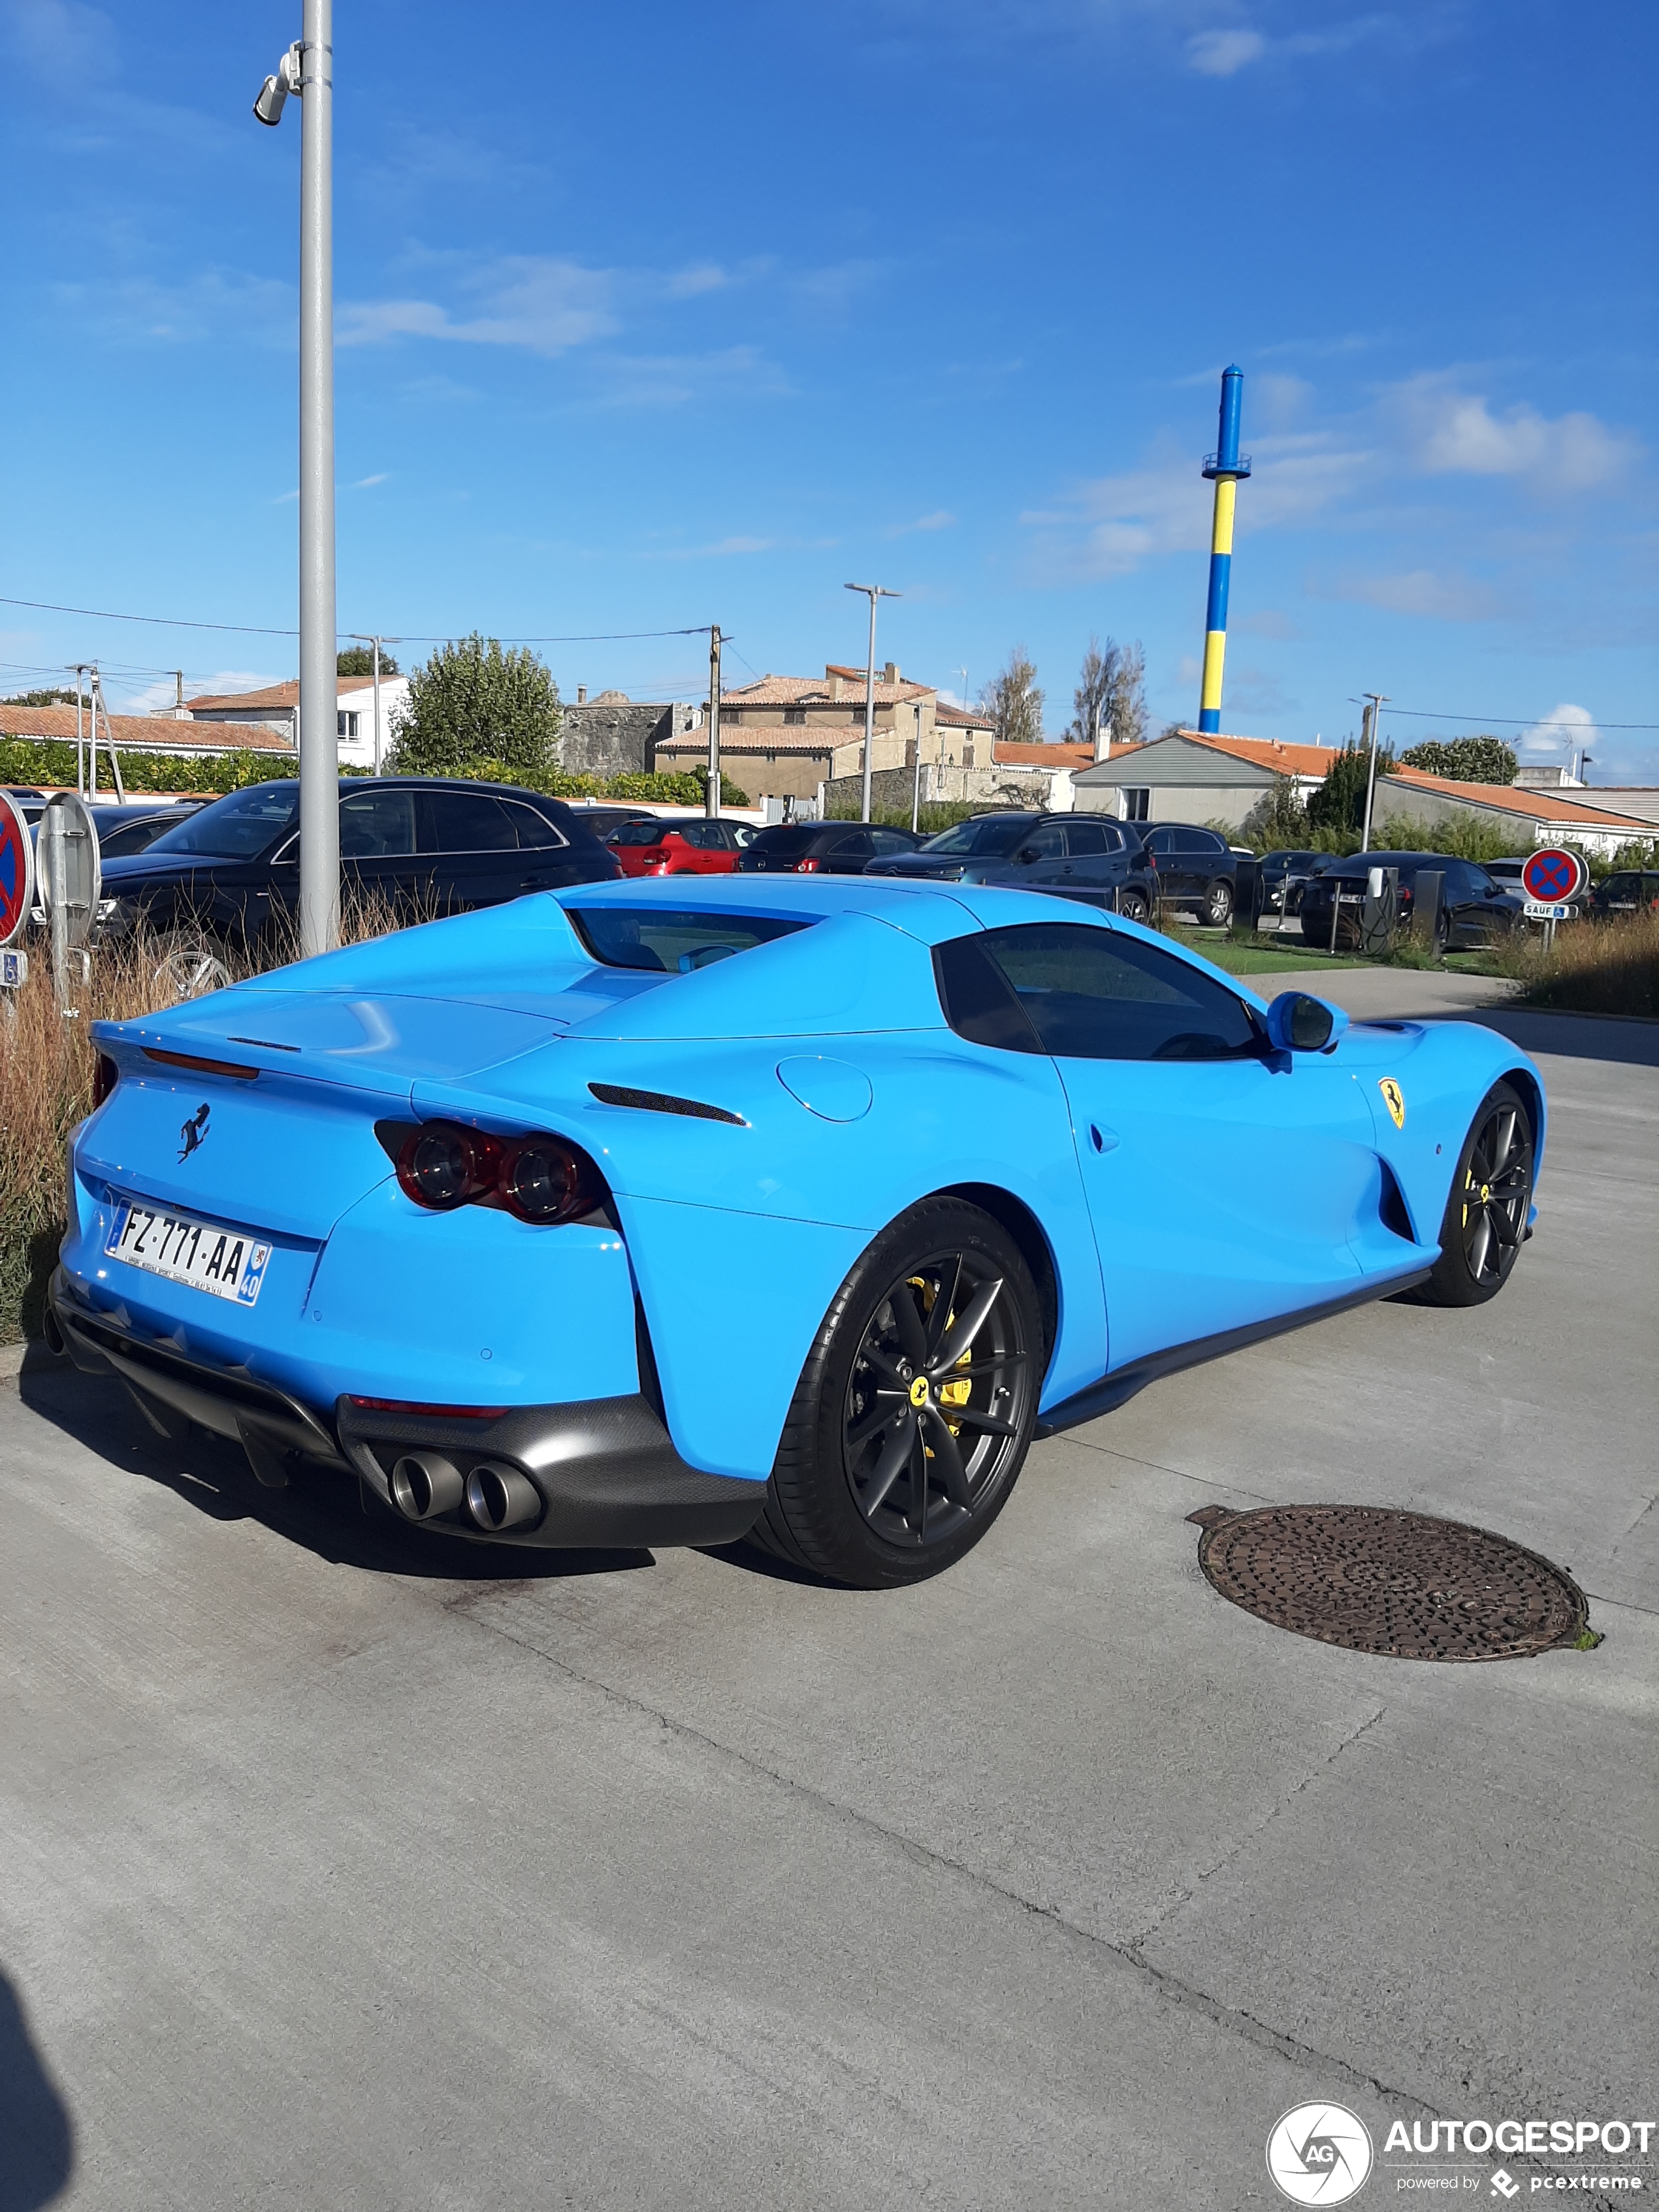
left=1118, top=888, right=1151, bottom=923
left=753, top=1200, right=1041, bottom=1588
left=1417, top=1080, right=1534, bottom=1306
left=1202, top=878, right=1234, bottom=928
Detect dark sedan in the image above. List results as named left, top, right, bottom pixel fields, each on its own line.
left=736, top=821, right=926, bottom=875
left=90, top=801, right=206, bottom=858
left=96, top=776, right=619, bottom=952
left=864, top=812, right=1159, bottom=917
left=1588, top=868, right=1659, bottom=918
left=1257, top=848, right=1335, bottom=921
left=1300, top=852, right=1523, bottom=952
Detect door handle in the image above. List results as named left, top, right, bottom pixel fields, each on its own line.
left=1089, top=1124, right=1120, bottom=1153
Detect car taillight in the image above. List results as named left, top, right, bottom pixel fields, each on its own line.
left=396, top=1121, right=502, bottom=1210
left=794, top=856, right=822, bottom=873
left=498, top=1136, right=596, bottom=1225
left=1145, top=852, right=1157, bottom=870
left=396, top=1119, right=600, bottom=1225
left=93, top=1053, right=119, bottom=1108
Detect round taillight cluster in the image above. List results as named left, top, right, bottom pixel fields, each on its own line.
left=395, top=1120, right=598, bottom=1225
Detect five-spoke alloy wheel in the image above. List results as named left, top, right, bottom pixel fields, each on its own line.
left=755, top=1198, right=1041, bottom=1586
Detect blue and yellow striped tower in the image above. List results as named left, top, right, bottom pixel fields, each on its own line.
left=1197, top=365, right=1251, bottom=735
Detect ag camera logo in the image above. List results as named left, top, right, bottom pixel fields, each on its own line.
left=1267, top=2102, right=1375, bottom=2204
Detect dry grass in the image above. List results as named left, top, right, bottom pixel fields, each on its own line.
left=1484, top=910, right=1659, bottom=1018
left=0, top=890, right=412, bottom=1339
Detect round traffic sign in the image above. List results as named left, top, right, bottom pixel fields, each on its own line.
left=1522, top=846, right=1587, bottom=904
left=37, top=793, right=102, bottom=948
left=0, top=790, right=36, bottom=949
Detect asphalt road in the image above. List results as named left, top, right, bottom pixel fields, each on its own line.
left=2, top=976, right=1654, bottom=2211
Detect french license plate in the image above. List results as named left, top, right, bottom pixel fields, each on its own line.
left=105, top=1199, right=272, bottom=1307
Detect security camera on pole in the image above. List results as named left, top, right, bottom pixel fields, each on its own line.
left=255, top=1, right=340, bottom=957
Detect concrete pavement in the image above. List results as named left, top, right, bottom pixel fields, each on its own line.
left=1, top=975, right=1653, bottom=2210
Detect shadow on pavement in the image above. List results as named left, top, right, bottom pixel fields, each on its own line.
left=16, top=1353, right=654, bottom=1585
left=0, top=1970, right=74, bottom=2212
left=1429, top=1005, right=1659, bottom=1070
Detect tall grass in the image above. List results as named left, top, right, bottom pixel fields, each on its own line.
left=1483, top=910, right=1659, bottom=1018
left=0, top=892, right=408, bottom=1340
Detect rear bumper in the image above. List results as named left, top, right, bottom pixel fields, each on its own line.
left=48, top=1270, right=765, bottom=1551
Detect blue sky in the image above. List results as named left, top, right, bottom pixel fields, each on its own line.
left=3, top=0, right=1655, bottom=779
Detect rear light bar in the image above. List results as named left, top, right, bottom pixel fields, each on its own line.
left=143, top=1048, right=259, bottom=1080
left=794, top=856, right=822, bottom=873
left=395, top=1119, right=602, bottom=1225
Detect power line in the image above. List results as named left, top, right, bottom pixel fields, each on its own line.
left=1387, top=704, right=1659, bottom=733
left=0, top=592, right=716, bottom=647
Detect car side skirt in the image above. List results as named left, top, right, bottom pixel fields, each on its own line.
left=1033, top=1266, right=1432, bottom=1436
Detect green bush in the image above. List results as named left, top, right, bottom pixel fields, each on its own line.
left=1398, top=736, right=1518, bottom=785
left=451, top=758, right=749, bottom=808
left=1307, top=743, right=1394, bottom=835
left=1366, top=812, right=1531, bottom=865
left=825, top=793, right=990, bottom=832
left=0, top=737, right=304, bottom=795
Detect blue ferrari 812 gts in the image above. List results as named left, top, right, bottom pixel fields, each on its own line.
left=50, top=878, right=1543, bottom=1587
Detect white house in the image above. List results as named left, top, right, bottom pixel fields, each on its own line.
left=185, top=677, right=412, bottom=770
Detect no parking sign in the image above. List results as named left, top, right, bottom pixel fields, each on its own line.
left=0, top=790, right=35, bottom=950
left=1521, top=846, right=1587, bottom=909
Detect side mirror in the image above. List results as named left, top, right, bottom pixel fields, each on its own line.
left=1016, top=846, right=1040, bottom=865
left=1264, top=991, right=1349, bottom=1052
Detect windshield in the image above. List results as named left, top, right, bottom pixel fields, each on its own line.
left=566, top=907, right=813, bottom=972
left=920, top=817, right=1035, bottom=858
left=142, top=782, right=300, bottom=859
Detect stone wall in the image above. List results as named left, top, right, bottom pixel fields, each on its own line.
left=824, top=761, right=1072, bottom=818
left=558, top=701, right=686, bottom=778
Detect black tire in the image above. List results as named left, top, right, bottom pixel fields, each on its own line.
left=752, top=1198, right=1041, bottom=1588
left=1203, top=878, right=1234, bottom=928
left=1118, top=888, right=1150, bottom=923
left=1417, top=1080, right=1534, bottom=1307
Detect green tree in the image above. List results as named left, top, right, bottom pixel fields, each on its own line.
left=1067, top=635, right=1147, bottom=750
left=1239, top=777, right=1311, bottom=852
left=336, top=645, right=401, bottom=679
left=1306, top=741, right=1395, bottom=836
left=389, top=634, right=560, bottom=778
left=1398, top=735, right=1517, bottom=785
left=979, top=646, right=1044, bottom=746
left=1, top=687, right=81, bottom=708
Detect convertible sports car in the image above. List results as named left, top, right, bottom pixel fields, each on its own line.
left=50, top=878, right=1543, bottom=1588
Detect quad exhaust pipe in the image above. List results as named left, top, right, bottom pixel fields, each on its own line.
left=389, top=1450, right=541, bottom=1531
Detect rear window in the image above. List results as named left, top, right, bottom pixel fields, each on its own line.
left=920, top=817, right=1035, bottom=858
left=566, top=906, right=813, bottom=972
left=611, top=820, right=668, bottom=846
left=745, top=825, right=822, bottom=856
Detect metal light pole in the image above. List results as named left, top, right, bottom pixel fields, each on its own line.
left=347, top=635, right=402, bottom=775
left=911, top=700, right=923, bottom=833
left=845, top=582, right=899, bottom=822
left=1358, top=692, right=1389, bottom=852
left=256, top=1, right=339, bottom=956
left=706, top=627, right=723, bottom=818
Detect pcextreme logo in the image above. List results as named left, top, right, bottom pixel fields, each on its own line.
left=1267, top=2102, right=1374, bottom=2204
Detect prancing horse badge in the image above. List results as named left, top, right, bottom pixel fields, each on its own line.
left=1377, top=1078, right=1406, bottom=1131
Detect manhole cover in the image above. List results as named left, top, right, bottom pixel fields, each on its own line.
left=1189, top=1505, right=1588, bottom=1661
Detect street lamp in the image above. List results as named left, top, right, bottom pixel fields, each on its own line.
left=1358, top=692, right=1390, bottom=852
left=347, top=635, right=402, bottom=775
left=844, top=582, right=899, bottom=823
left=255, top=1, right=338, bottom=957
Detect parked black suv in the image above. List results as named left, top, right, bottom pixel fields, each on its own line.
left=1136, top=823, right=1251, bottom=927
left=96, top=777, right=619, bottom=950
left=864, top=812, right=1160, bottom=916
left=1300, top=852, right=1522, bottom=952
left=736, top=821, right=926, bottom=875
left=1586, top=869, right=1659, bottom=918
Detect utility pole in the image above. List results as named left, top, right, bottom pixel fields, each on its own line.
left=70, top=664, right=87, bottom=795
left=1359, top=692, right=1389, bottom=852
left=256, top=0, right=339, bottom=955
left=911, top=700, right=923, bottom=833
left=706, top=626, right=723, bottom=818
left=845, top=581, right=899, bottom=822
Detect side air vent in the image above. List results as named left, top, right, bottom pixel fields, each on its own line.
left=1378, top=1159, right=1416, bottom=1242
left=588, top=1083, right=747, bottom=1127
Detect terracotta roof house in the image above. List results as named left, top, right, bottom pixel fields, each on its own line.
left=187, top=675, right=411, bottom=769
left=1374, top=764, right=1652, bottom=857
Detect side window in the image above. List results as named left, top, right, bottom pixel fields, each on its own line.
left=978, top=922, right=1263, bottom=1061
left=423, top=792, right=520, bottom=852
left=1018, top=823, right=1065, bottom=860
left=338, top=787, right=418, bottom=858
left=502, top=801, right=566, bottom=850
left=1063, top=821, right=1108, bottom=857
left=1140, top=823, right=1171, bottom=851
left=933, top=937, right=1043, bottom=1055
left=831, top=830, right=875, bottom=860
left=869, top=829, right=914, bottom=855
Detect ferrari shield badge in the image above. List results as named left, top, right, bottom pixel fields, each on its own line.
left=1378, top=1078, right=1406, bottom=1130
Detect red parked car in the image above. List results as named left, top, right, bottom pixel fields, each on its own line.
left=607, top=818, right=756, bottom=877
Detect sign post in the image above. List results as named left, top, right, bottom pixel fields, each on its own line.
left=37, top=793, right=101, bottom=1014
left=0, top=790, right=34, bottom=1024
left=1521, top=847, right=1587, bottom=952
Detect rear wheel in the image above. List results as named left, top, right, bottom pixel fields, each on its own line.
left=1419, top=1080, right=1534, bottom=1306
left=1202, top=878, right=1234, bottom=927
left=753, top=1200, right=1040, bottom=1588
left=1118, top=888, right=1150, bottom=923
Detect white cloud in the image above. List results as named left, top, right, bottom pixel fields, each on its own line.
left=886, top=510, right=958, bottom=537
left=53, top=267, right=293, bottom=347
left=6, top=0, right=116, bottom=87
left=664, top=262, right=733, bottom=299
left=1389, top=375, right=1637, bottom=492
left=1186, top=27, right=1264, bottom=74
left=1518, top=701, right=1597, bottom=763
left=1331, top=567, right=1503, bottom=622
left=339, top=257, right=618, bottom=357
left=352, top=472, right=391, bottom=490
